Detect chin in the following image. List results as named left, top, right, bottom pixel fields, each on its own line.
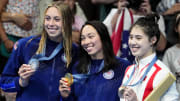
left=131, top=53, right=140, bottom=57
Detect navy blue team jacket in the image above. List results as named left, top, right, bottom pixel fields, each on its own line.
left=0, top=36, right=79, bottom=101
left=64, top=58, right=131, bottom=101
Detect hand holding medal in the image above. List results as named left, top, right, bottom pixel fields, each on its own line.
left=118, top=86, right=127, bottom=99
left=18, top=64, right=36, bottom=87
left=64, top=73, right=74, bottom=86
left=59, top=73, right=73, bottom=98
left=118, top=86, right=138, bottom=101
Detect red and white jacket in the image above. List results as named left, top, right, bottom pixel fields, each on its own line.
left=120, top=53, right=179, bottom=101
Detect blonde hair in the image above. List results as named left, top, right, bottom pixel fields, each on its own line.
left=36, top=1, right=73, bottom=67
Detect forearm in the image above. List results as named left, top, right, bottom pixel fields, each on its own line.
left=0, top=0, right=9, bottom=42
left=0, top=21, right=8, bottom=42
left=1, top=12, right=14, bottom=22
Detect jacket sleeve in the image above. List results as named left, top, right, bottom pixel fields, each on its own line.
left=0, top=40, right=25, bottom=92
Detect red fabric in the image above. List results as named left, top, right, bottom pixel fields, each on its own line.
left=142, top=64, right=161, bottom=100
left=111, top=10, right=133, bottom=55
left=111, top=10, right=125, bottom=55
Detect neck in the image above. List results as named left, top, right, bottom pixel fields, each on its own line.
left=137, top=50, right=155, bottom=60
left=91, top=55, right=104, bottom=60
left=49, top=35, right=62, bottom=43
left=91, top=53, right=104, bottom=60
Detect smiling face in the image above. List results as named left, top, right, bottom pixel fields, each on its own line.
left=44, top=7, right=63, bottom=42
left=128, top=26, right=156, bottom=60
left=81, top=25, right=103, bottom=59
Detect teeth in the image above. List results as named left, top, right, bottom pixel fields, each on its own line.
left=87, top=47, right=91, bottom=50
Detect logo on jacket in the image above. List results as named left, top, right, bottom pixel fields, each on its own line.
left=61, top=53, right=67, bottom=63
left=103, top=69, right=114, bottom=79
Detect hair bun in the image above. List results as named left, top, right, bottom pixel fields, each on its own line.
left=146, top=13, right=160, bottom=24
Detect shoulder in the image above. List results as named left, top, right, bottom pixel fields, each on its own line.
left=18, top=36, right=39, bottom=45
left=116, top=57, right=131, bottom=66
left=164, top=45, right=178, bottom=58
left=114, top=57, right=132, bottom=72
left=72, top=43, right=80, bottom=54
left=155, top=60, right=171, bottom=72
left=14, top=36, right=39, bottom=50
left=166, top=45, right=178, bottom=53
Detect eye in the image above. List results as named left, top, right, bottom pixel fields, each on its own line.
left=88, top=33, right=95, bottom=39
left=54, top=17, right=61, bottom=22
left=136, top=36, right=142, bottom=40
left=80, top=36, right=85, bottom=41
left=129, top=35, right=133, bottom=40
left=88, top=35, right=94, bottom=39
left=45, top=16, right=51, bottom=21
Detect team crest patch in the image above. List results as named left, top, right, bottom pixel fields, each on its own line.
left=61, top=53, right=67, bottom=63
left=103, top=69, right=114, bottom=79
left=13, top=42, right=18, bottom=50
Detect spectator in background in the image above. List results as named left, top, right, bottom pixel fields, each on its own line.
left=0, top=0, right=41, bottom=100
left=103, top=0, right=167, bottom=63
left=51, top=0, right=87, bottom=45
left=163, top=12, right=180, bottom=94
left=63, top=0, right=86, bottom=45
left=156, top=0, right=180, bottom=15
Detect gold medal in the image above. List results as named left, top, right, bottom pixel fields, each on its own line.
left=64, top=73, right=74, bottom=86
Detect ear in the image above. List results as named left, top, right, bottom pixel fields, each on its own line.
left=150, top=36, right=157, bottom=46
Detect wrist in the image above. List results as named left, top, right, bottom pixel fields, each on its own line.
left=19, top=78, right=29, bottom=87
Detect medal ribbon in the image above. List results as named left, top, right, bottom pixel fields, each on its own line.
left=28, top=42, right=63, bottom=69
left=123, top=56, right=157, bottom=86
left=71, top=60, right=104, bottom=83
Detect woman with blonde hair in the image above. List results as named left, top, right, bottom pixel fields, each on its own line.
left=0, top=1, right=79, bottom=101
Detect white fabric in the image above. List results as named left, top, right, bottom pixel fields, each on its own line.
left=163, top=45, right=180, bottom=93
left=103, top=8, right=166, bottom=37
left=76, top=2, right=87, bottom=22
left=3, top=0, right=40, bottom=37
left=120, top=53, right=179, bottom=101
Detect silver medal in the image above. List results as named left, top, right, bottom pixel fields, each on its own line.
left=28, top=58, right=39, bottom=70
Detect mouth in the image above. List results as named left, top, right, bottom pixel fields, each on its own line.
left=130, top=46, right=140, bottom=52
left=83, top=44, right=94, bottom=52
left=47, top=27, right=59, bottom=33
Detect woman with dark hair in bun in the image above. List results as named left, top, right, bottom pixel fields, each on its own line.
left=118, top=14, right=179, bottom=101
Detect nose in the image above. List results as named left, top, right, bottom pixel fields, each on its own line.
left=49, top=19, right=55, bottom=26
left=128, top=37, right=136, bottom=45
left=81, top=38, right=90, bottom=45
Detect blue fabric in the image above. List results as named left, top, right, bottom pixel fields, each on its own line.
left=120, top=30, right=134, bottom=64
left=64, top=58, right=131, bottom=101
left=0, top=36, right=79, bottom=101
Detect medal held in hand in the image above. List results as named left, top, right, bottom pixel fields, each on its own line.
left=28, top=58, right=39, bottom=70
left=118, top=86, right=126, bottom=98
left=65, top=73, right=74, bottom=86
